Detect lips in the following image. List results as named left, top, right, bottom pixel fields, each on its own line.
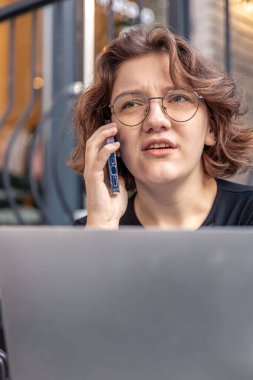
left=142, top=139, right=177, bottom=151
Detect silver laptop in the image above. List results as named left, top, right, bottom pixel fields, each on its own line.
left=0, top=227, right=253, bottom=380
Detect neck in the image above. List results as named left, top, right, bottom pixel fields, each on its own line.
left=134, top=174, right=217, bottom=229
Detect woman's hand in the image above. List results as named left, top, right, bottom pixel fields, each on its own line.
left=83, top=122, right=128, bottom=228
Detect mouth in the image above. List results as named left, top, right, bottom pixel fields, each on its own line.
left=146, top=143, right=172, bottom=150
left=142, top=140, right=177, bottom=157
left=143, top=139, right=177, bottom=150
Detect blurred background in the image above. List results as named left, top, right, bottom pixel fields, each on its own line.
left=0, top=0, right=252, bottom=225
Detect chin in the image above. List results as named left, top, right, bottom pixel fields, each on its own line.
left=127, top=161, right=184, bottom=184
left=137, top=172, right=182, bottom=186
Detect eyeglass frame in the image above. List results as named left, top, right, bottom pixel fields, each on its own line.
left=109, top=90, right=204, bottom=127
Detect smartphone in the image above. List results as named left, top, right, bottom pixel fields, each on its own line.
left=105, top=120, right=120, bottom=194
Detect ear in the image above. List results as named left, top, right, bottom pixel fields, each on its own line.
left=204, top=120, right=216, bottom=147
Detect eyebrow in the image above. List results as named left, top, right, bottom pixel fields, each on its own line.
left=113, top=86, right=177, bottom=99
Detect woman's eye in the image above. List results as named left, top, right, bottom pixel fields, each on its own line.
left=121, top=101, right=142, bottom=110
left=171, top=95, right=188, bottom=103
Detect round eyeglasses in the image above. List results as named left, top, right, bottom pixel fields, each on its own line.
left=110, top=90, right=203, bottom=127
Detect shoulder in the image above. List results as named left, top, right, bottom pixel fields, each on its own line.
left=217, top=178, right=253, bottom=194
left=206, top=178, right=253, bottom=226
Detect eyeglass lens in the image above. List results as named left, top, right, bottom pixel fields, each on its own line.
left=112, top=90, right=199, bottom=126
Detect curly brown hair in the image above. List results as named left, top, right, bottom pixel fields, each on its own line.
left=69, top=24, right=253, bottom=192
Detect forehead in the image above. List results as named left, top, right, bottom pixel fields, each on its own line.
left=111, top=52, right=173, bottom=98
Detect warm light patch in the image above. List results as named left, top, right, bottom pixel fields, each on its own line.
left=33, top=77, right=44, bottom=90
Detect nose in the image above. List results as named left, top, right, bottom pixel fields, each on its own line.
left=142, top=98, right=172, bottom=133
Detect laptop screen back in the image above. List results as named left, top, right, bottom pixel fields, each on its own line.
left=0, top=227, right=253, bottom=380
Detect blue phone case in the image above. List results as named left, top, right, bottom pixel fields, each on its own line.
left=105, top=121, right=120, bottom=194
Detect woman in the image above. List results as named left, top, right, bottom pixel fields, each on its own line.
left=69, top=24, right=253, bottom=228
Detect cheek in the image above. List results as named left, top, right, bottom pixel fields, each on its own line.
left=117, top=130, right=128, bottom=161
left=178, top=123, right=209, bottom=159
left=117, top=128, right=133, bottom=152
left=187, top=117, right=210, bottom=144
left=119, top=140, right=132, bottom=164
left=117, top=130, right=138, bottom=166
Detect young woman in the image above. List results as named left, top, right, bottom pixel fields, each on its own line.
left=69, top=24, right=253, bottom=228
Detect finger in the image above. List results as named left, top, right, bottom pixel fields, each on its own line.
left=88, top=122, right=117, bottom=144
left=95, top=141, right=120, bottom=171
left=85, top=127, right=118, bottom=159
left=84, top=141, right=120, bottom=179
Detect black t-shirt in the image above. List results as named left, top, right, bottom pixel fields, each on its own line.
left=74, top=179, right=253, bottom=227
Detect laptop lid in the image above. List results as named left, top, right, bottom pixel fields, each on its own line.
left=0, top=227, right=253, bottom=380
